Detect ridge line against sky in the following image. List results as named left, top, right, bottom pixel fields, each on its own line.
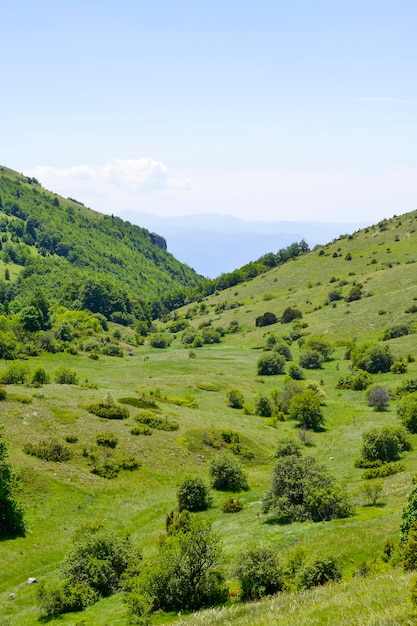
left=3, top=1, right=417, bottom=223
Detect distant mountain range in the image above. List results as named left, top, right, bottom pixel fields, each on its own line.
left=119, top=211, right=370, bottom=277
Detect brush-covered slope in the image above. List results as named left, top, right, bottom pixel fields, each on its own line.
left=2, top=210, right=417, bottom=625
left=0, top=166, right=202, bottom=307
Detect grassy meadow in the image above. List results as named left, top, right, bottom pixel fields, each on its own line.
left=1, top=211, right=417, bottom=624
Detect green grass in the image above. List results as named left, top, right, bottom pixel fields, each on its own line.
left=2, top=211, right=417, bottom=623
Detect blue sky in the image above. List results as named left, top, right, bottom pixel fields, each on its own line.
left=2, top=1, right=417, bottom=222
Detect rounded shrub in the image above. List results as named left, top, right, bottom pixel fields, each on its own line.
left=54, top=367, right=78, bottom=385
left=177, top=475, right=212, bottom=512
left=209, top=452, right=249, bottom=491
left=257, top=353, right=285, bottom=376
left=96, top=432, right=118, bottom=448
left=234, top=546, right=283, bottom=601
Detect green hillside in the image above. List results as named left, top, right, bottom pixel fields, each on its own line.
left=2, top=195, right=417, bottom=624
left=0, top=166, right=201, bottom=312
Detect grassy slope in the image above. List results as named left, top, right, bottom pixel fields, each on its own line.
left=1, top=212, right=417, bottom=623
left=0, top=166, right=201, bottom=301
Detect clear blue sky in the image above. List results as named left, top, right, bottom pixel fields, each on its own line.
left=2, top=1, right=417, bottom=222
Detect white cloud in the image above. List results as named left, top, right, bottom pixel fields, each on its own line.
left=27, top=158, right=194, bottom=214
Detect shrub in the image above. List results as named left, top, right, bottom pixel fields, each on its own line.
left=360, top=426, right=411, bottom=465
left=222, top=497, right=244, bottom=513
left=299, top=350, right=324, bottom=370
left=289, top=389, right=325, bottom=431
left=31, top=366, right=50, bottom=385
left=275, top=436, right=303, bottom=459
left=234, top=546, right=283, bottom=601
left=96, top=432, right=118, bottom=448
left=0, top=362, right=30, bottom=384
left=391, top=359, right=408, bottom=374
left=119, top=456, right=141, bottom=471
left=177, top=476, right=212, bottom=512
left=367, top=386, right=391, bottom=411
left=398, top=392, right=417, bottom=433
left=263, top=455, right=352, bottom=523
left=0, top=386, right=7, bottom=400
left=395, top=378, right=417, bottom=398
left=274, top=342, right=292, bottom=360
left=130, top=425, right=152, bottom=436
left=362, top=462, right=404, bottom=479
left=23, top=438, right=72, bottom=462
left=0, top=432, right=26, bottom=538
left=54, top=366, right=78, bottom=385
left=255, top=312, right=277, bottom=327
left=65, top=435, right=78, bottom=444
left=382, top=323, right=410, bottom=341
left=135, top=411, right=179, bottom=431
left=295, top=555, right=341, bottom=590
left=303, top=337, right=334, bottom=361
left=209, top=452, right=249, bottom=491
left=345, top=285, right=362, bottom=301
left=150, top=335, right=170, bottom=348
left=87, top=402, right=129, bottom=420
left=101, top=343, right=124, bottom=357
left=281, top=307, right=302, bottom=324
left=255, top=395, right=273, bottom=417
left=359, top=480, right=383, bottom=506
left=227, top=388, right=245, bottom=409
left=288, top=364, right=304, bottom=380
left=257, top=353, right=285, bottom=376
left=350, top=343, right=394, bottom=374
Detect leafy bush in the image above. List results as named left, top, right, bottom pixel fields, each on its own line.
left=0, top=386, right=7, bottom=401
left=281, top=307, right=302, bottom=323
left=398, top=392, right=417, bottom=433
left=101, top=343, right=124, bottom=357
left=0, top=432, right=25, bottom=538
left=273, top=342, right=292, bottom=360
left=395, top=378, right=417, bottom=398
left=303, top=337, right=334, bottom=361
left=31, top=366, right=50, bottom=385
left=299, top=350, right=324, bottom=370
left=350, top=342, right=394, bottom=374
left=38, top=522, right=141, bottom=617
left=289, top=389, right=325, bottom=431
left=150, top=335, right=170, bottom=348
left=359, top=480, right=383, bottom=505
left=391, top=359, right=408, bottom=374
left=135, top=411, right=179, bottom=431
left=87, top=402, right=129, bottom=420
left=362, top=462, right=404, bottom=479
left=54, top=366, right=78, bottom=385
left=255, top=394, right=273, bottom=417
left=222, top=497, right=244, bottom=513
left=227, top=388, right=245, bottom=409
left=381, top=323, right=411, bottom=341
left=209, top=452, right=249, bottom=491
left=255, top=312, right=277, bottom=327
left=0, top=362, right=30, bottom=384
left=257, top=353, right=285, bottom=376
left=119, top=456, right=141, bottom=471
left=126, top=518, right=227, bottom=614
left=295, top=555, right=341, bottom=590
left=130, top=424, right=152, bottom=436
left=65, top=435, right=78, bottom=444
left=177, top=475, right=212, bottom=512
left=275, top=436, right=303, bottom=458
left=96, top=432, right=118, bottom=448
left=360, top=426, right=411, bottom=465
left=118, top=395, right=160, bottom=410
left=337, top=370, right=373, bottom=390
left=234, top=546, right=283, bottom=601
left=23, top=438, right=72, bottom=462
left=262, top=455, right=352, bottom=523
left=288, top=364, right=304, bottom=380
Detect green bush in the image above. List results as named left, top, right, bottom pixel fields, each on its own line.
left=367, top=386, right=391, bottom=411
left=135, top=411, right=179, bottom=431
left=130, top=424, right=152, bottom=436
left=362, top=462, right=404, bottom=479
left=0, top=362, right=30, bottom=384
left=391, top=359, right=407, bottom=374
left=54, top=366, right=78, bottom=385
left=295, top=555, right=341, bottom=590
left=96, top=432, right=118, bottom=448
left=65, top=435, right=78, bottom=444
left=289, top=389, right=325, bottom=431
left=222, top=497, right=244, bottom=513
left=209, top=452, right=249, bottom=491
left=275, top=436, right=303, bottom=458
left=255, top=312, right=277, bottom=327
left=288, top=364, right=304, bottom=380
left=119, top=456, right=141, bottom=471
left=177, top=475, right=212, bottom=512
left=227, top=388, right=245, bottom=409
left=87, top=402, right=129, bottom=420
left=150, top=335, right=170, bottom=348
left=101, top=343, right=124, bottom=357
left=398, top=392, right=417, bottom=433
left=30, top=366, right=50, bottom=386
left=299, top=349, right=324, bottom=370
left=360, top=426, right=411, bottom=465
left=350, top=342, right=394, bottom=374
left=255, top=394, right=273, bottom=417
left=281, top=307, right=302, bottom=323
left=0, top=386, right=7, bottom=400
left=381, top=323, right=411, bottom=341
left=257, top=353, right=285, bottom=376
left=23, top=438, right=72, bottom=462
left=234, top=546, right=283, bottom=601
left=0, top=432, right=26, bottom=538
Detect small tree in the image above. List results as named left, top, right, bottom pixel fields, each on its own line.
left=227, top=388, right=245, bottom=409
left=234, top=546, right=283, bottom=601
left=367, top=386, right=391, bottom=411
left=299, top=350, right=324, bottom=370
left=361, top=426, right=410, bottom=465
left=209, top=452, right=248, bottom=491
left=359, top=480, right=383, bottom=506
left=281, top=307, right=302, bottom=324
left=257, top=353, right=285, bottom=376
left=398, top=392, right=417, bottom=433
left=0, top=430, right=25, bottom=538
left=177, top=476, right=212, bottom=512
left=289, top=389, right=325, bottom=430
left=255, top=394, right=272, bottom=417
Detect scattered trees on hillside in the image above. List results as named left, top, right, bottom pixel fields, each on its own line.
left=0, top=430, right=25, bottom=538
left=262, top=454, right=352, bottom=524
